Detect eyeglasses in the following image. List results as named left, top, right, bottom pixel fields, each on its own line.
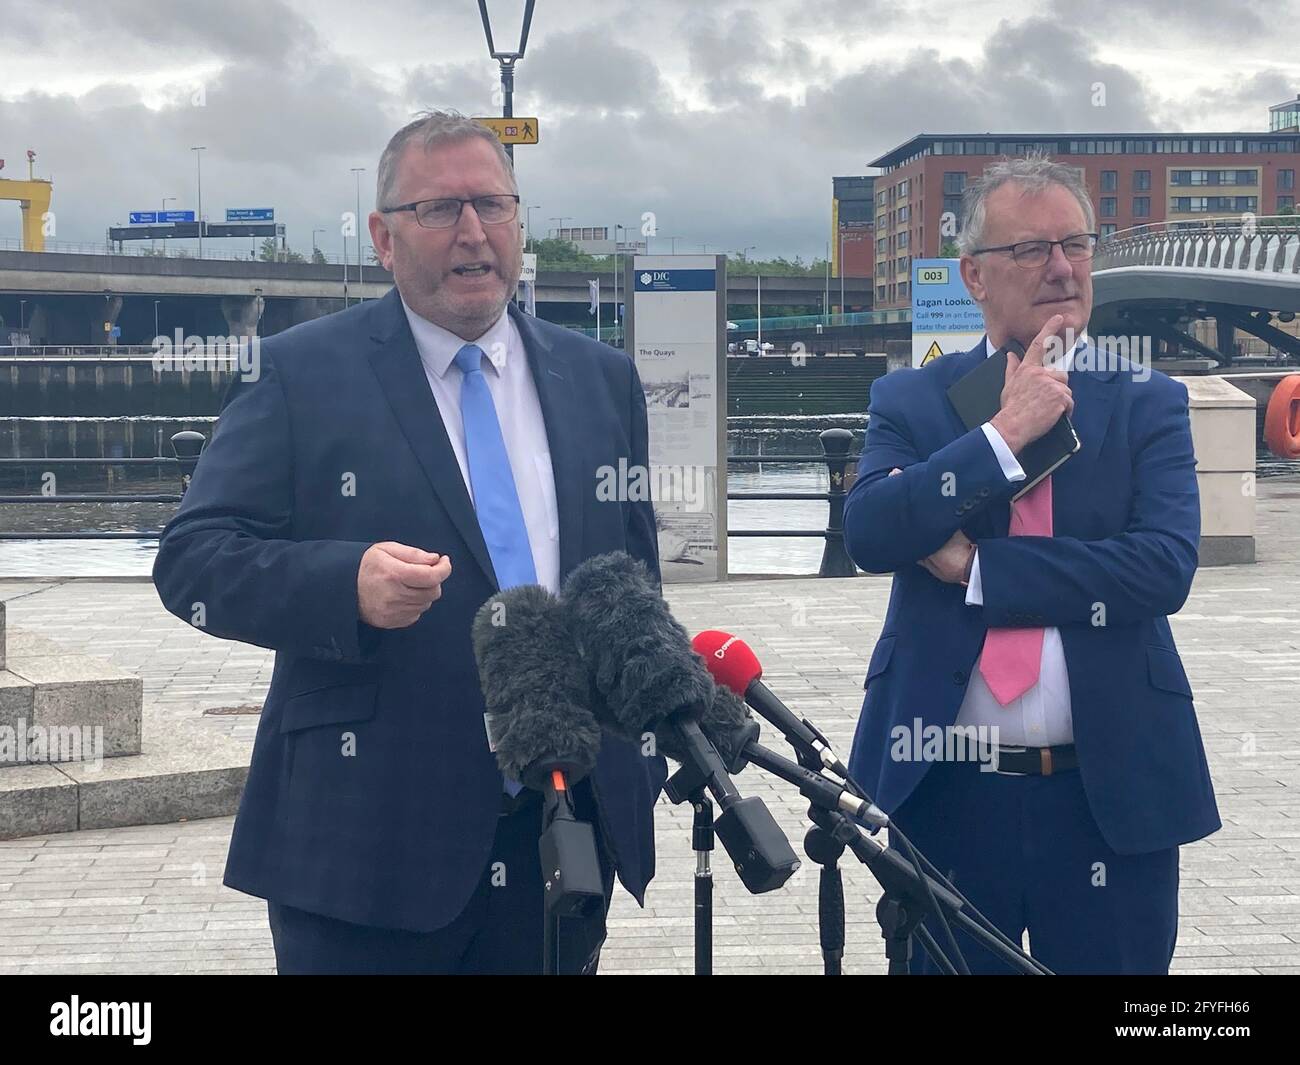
left=969, top=232, right=1099, bottom=268
left=379, top=194, right=520, bottom=230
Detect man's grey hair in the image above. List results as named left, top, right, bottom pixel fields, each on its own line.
left=375, top=109, right=518, bottom=210
left=956, top=153, right=1096, bottom=254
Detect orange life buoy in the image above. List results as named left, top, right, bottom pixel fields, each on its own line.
left=1264, top=374, right=1300, bottom=460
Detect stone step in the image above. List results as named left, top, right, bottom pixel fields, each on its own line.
left=0, top=701, right=250, bottom=840
left=1, top=628, right=143, bottom=761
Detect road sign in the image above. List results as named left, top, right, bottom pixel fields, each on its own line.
left=226, top=208, right=274, bottom=222
left=129, top=212, right=157, bottom=225
left=474, top=117, right=539, bottom=144
left=159, top=210, right=195, bottom=223
left=911, top=258, right=984, bottom=368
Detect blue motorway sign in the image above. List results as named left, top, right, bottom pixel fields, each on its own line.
left=226, top=208, right=274, bottom=222
left=128, top=212, right=156, bottom=225
left=159, top=210, right=195, bottom=223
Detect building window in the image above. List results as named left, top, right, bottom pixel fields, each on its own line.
left=1100, top=223, right=1117, bottom=238
left=1133, top=196, right=1150, bottom=217
left=877, top=285, right=887, bottom=301
left=897, top=179, right=909, bottom=198
left=1100, top=197, right=1117, bottom=217
left=943, top=172, right=967, bottom=196
left=1134, top=170, right=1151, bottom=190
left=1279, top=196, right=1295, bottom=210
left=1280, top=169, right=1296, bottom=190
left=898, top=281, right=909, bottom=300
left=1101, top=171, right=1118, bottom=192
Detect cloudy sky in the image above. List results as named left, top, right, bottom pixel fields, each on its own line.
left=1, top=0, right=1297, bottom=263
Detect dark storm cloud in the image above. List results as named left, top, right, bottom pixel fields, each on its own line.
left=0, top=0, right=321, bottom=61
left=1186, top=69, right=1300, bottom=124
left=682, top=9, right=831, bottom=105
left=521, top=27, right=669, bottom=111
left=1045, top=0, right=1278, bottom=42
left=2, top=0, right=1282, bottom=262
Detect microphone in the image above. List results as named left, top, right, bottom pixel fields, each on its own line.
left=562, top=552, right=800, bottom=895
left=693, top=630, right=852, bottom=779
left=693, top=630, right=889, bottom=828
left=471, top=584, right=606, bottom=918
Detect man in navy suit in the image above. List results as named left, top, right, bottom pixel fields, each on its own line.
left=843, top=156, right=1219, bottom=974
left=153, top=110, right=666, bottom=974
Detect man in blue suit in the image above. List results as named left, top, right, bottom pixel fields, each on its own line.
left=844, top=155, right=1219, bottom=974
left=153, top=110, right=666, bottom=974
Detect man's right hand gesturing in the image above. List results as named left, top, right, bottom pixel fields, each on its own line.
left=357, top=542, right=453, bottom=629
left=989, top=313, right=1075, bottom=455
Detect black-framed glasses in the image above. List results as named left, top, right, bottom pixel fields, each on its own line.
left=970, top=232, right=1099, bottom=268
left=379, top=194, right=520, bottom=229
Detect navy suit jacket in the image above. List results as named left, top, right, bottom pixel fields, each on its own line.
left=843, top=338, right=1220, bottom=856
left=153, top=289, right=668, bottom=931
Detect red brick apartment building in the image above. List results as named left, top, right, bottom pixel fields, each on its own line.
left=866, top=97, right=1300, bottom=309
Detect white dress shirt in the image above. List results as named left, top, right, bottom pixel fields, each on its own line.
left=401, top=299, right=562, bottom=595
left=956, top=335, right=1085, bottom=747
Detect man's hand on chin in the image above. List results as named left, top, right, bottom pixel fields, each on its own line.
left=920, top=529, right=974, bottom=584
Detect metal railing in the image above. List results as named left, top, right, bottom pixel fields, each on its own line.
left=726, top=428, right=860, bottom=576
left=0, top=235, right=355, bottom=266
left=0, top=344, right=170, bottom=359
left=0, top=433, right=205, bottom=540
left=1093, top=215, right=1300, bottom=274
left=0, top=428, right=867, bottom=575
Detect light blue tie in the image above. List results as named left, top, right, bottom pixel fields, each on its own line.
left=454, top=342, right=536, bottom=797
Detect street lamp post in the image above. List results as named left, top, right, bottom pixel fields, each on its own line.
left=191, top=147, right=206, bottom=258
left=477, top=0, right=538, bottom=165
left=19, top=300, right=26, bottom=332
left=312, top=228, right=326, bottom=258
left=351, top=167, right=366, bottom=301
left=525, top=204, right=542, bottom=250
left=153, top=300, right=160, bottom=339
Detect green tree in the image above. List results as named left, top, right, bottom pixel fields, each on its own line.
left=938, top=240, right=961, bottom=257
left=310, top=246, right=328, bottom=265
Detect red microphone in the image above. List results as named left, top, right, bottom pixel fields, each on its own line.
left=692, top=630, right=853, bottom=781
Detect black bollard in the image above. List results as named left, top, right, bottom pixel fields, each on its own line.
left=170, top=431, right=207, bottom=496
left=818, top=428, right=858, bottom=578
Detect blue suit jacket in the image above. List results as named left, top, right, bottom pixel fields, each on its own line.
left=153, top=289, right=668, bottom=931
left=843, top=338, right=1220, bottom=856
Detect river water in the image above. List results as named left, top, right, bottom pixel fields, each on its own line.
left=1, top=420, right=1296, bottom=579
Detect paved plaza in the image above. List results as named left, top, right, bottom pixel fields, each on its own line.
left=1, top=478, right=1298, bottom=975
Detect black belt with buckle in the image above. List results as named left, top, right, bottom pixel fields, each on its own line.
left=990, top=744, right=1078, bottom=776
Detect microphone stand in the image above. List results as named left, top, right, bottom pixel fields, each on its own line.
left=692, top=793, right=714, bottom=976
left=538, top=770, right=606, bottom=976
left=744, top=743, right=1049, bottom=975
left=803, top=817, right=846, bottom=975
left=664, top=765, right=716, bottom=976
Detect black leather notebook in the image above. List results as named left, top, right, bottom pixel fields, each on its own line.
left=946, top=340, right=1080, bottom=500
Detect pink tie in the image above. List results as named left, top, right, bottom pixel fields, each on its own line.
left=978, top=476, right=1052, bottom=706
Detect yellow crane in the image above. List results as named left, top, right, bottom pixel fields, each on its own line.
left=0, top=150, right=53, bottom=252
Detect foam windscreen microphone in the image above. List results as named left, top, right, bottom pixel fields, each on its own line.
left=470, top=584, right=602, bottom=790
left=471, top=585, right=607, bottom=936
left=562, top=552, right=799, bottom=894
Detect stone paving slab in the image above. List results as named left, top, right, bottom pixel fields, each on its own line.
left=0, top=477, right=1296, bottom=974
